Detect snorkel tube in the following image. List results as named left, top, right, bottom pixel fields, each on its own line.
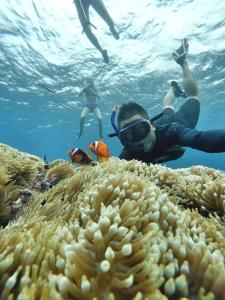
left=108, top=110, right=119, bottom=138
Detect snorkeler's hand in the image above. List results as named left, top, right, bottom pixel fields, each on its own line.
left=112, top=105, right=118, bottom=112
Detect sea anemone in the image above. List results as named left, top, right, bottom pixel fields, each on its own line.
left=0, top=145, right=225, bottom=299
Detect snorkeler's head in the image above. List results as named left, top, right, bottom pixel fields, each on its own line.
left=116, top=102, right=156, bottom=152
left=117, top=102, right=150, bottom=129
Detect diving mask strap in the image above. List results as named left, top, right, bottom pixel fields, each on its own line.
left=108, top=110, right=164, bottom=138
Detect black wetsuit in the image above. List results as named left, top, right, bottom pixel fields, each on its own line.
left=119, top=99, right=225, bottom=164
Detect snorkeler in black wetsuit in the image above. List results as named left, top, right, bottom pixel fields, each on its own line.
left=109, top=39, right=225, bottom=164
left=73, top=0, right=119, bottom=63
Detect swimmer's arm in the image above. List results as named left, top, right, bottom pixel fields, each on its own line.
left=75, top=87, right=86, bottom=99
left=89, top=88, right=101, bottom=99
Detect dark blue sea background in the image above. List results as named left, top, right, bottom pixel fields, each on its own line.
left=1, top=0, right=225, bottom=171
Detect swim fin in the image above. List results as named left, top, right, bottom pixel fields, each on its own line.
left=102, top=50, right=109, bottom=64
left=171, top=81, right=187, bottom=98
left=172, top=38, right=189, bottom=65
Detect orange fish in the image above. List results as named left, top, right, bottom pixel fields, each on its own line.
left=68, top=148, right=93, bottom=165
left=89, top=140, right=110, bottom=163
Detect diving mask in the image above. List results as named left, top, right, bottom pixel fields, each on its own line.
left=119, top=119, right=151, bottom=144
left=108, top=110, right=162, bottom=145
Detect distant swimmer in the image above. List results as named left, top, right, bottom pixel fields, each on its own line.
left=89, top=140, right=110, bottom=162
left=73, top=0, right=119, bottom=63
left=77, top=78, right=103, bottom=139
left=68, top=147, right=95, bottom=166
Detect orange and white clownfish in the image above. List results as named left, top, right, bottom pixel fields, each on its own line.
left=68, top=147, right=93, bottom=166
left=89, top=140, right=110, bottom=163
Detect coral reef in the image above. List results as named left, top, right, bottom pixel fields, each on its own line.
left=0, top=144, right=75, bottom=227
left=0, top=143, right=44, bottom=186
left=0, top=144, right=225, bottom=299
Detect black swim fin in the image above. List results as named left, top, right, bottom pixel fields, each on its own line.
left=102, top=50, right=109, bottom=64
left=172, top=38, right=189, bottom=65
left=171, top=81, right=187, bottom=98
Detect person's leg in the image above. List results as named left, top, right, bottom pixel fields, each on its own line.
left=74, top=0, right=90, bottom=27
left=84, top=27, right=109, bottom=63
left=173, top=38, right=199, bottom=100
left=97, top=119, right=103, bottom=138
left=163, top=87, right=175, bottom=110
left=94, top=107, right=103, bottom=138
left=74, top=0, right=109, bottom=63
left=181, top=61, right=199, bottom=99
left=78, top=107, right=90, bottom=138
left=91, top=0, right=119, bottom=39
left=173, top=39, right=200, bottom=128
left=156, top=80, right=188, bottom=126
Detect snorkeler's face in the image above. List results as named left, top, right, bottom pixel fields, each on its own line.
left=120, top=114, right=156, bottom=152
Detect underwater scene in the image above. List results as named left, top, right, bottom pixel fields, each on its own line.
left=1, top=0, right=225, bottom=170
left=1, top=0, right=225, bottom=299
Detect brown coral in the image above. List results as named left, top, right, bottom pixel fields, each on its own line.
left=46, top=161, right=76, bottom=183
left=0, top=185, right=20, bottom=226
left=0, top=165, right=11, bottom=186
left=0, top=146, right=225, bottom=300
left=0, top=143, right=44, bottom=187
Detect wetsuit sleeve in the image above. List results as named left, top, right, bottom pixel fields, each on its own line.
left=119, top=148, right=134, bottom=160
left=174, top=126, right=225, bottom=152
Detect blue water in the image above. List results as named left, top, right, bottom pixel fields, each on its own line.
left=1, top=0, right=225, bottom=171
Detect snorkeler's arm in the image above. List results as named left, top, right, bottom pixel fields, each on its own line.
left=174, top=125, right=225, bottom=152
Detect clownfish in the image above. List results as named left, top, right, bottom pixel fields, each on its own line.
left=89, top=140, right=110, bottom=163
left=68, top=148, right=93, bottom=166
